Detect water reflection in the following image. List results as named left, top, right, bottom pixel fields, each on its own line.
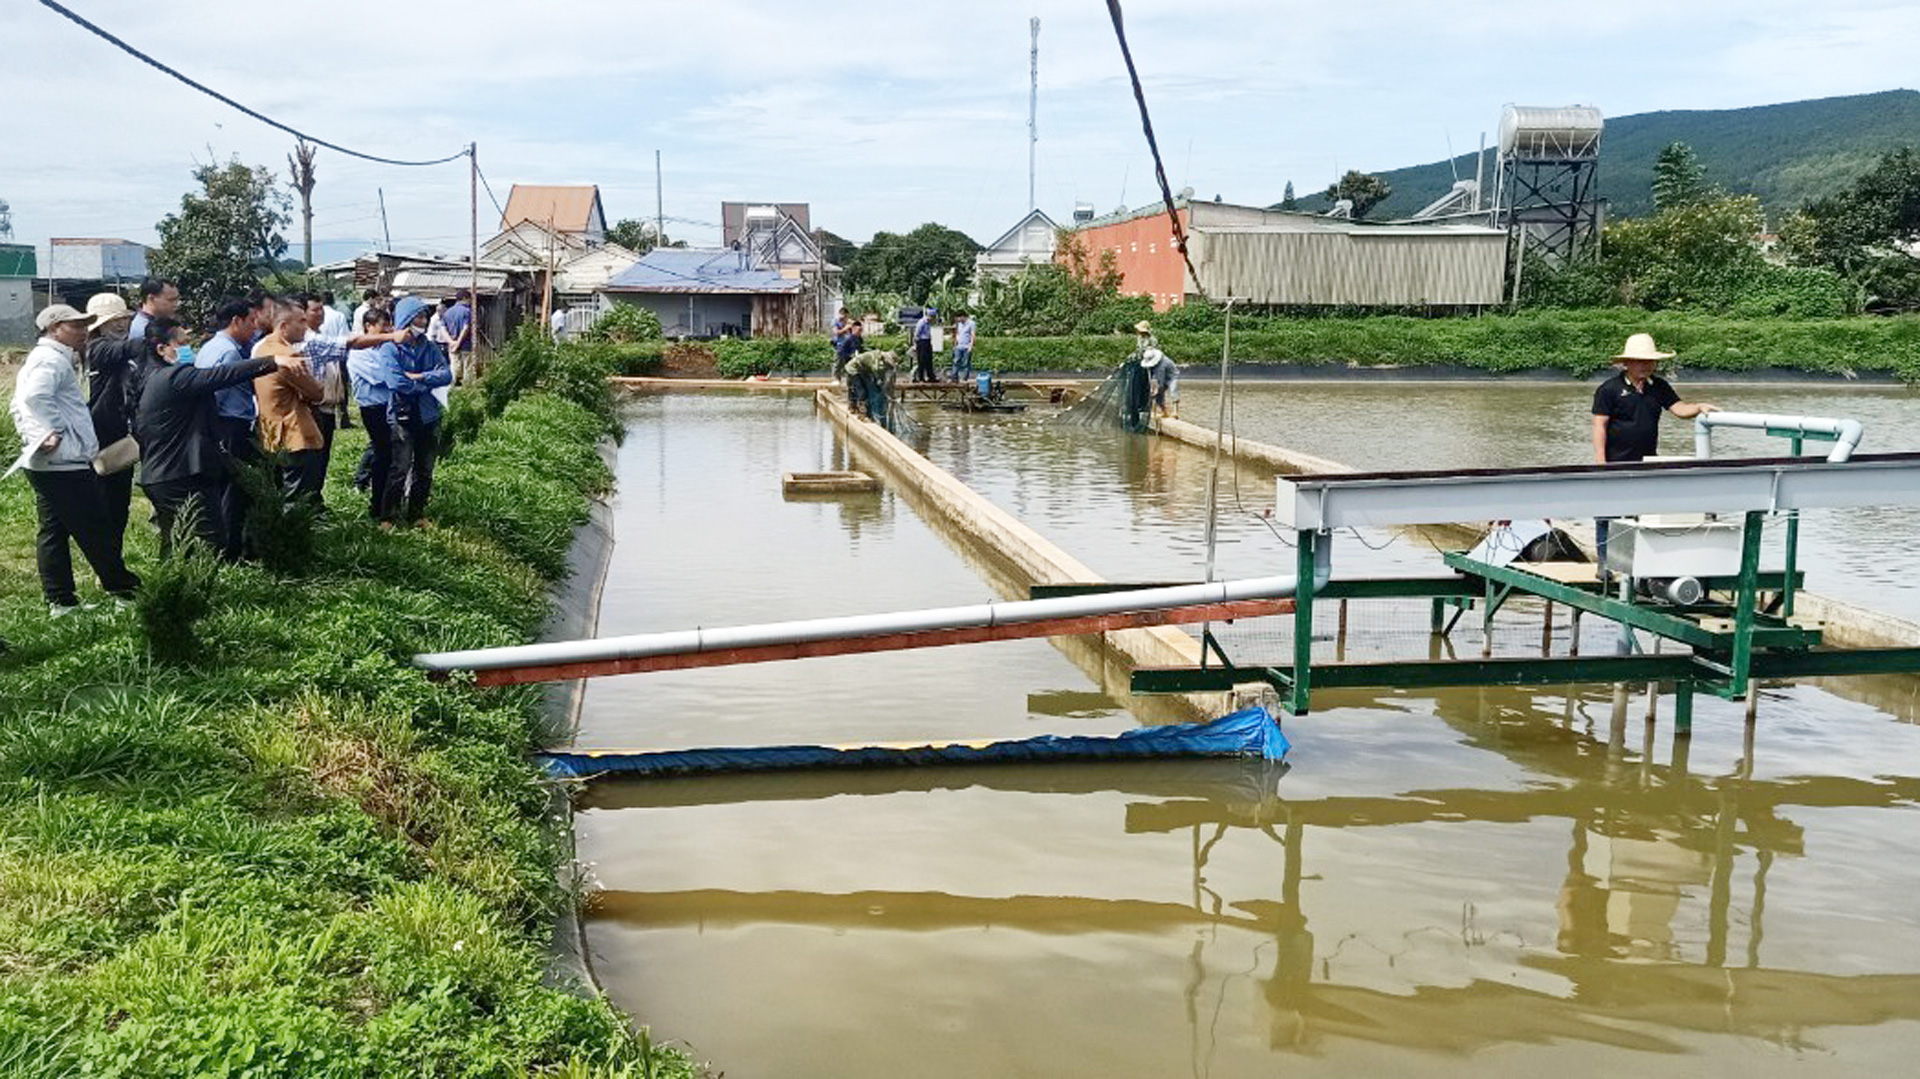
left=583, top=391, right=1920, bottom=1078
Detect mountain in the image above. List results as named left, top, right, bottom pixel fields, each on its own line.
left=1288, top=89, right=1920, bottom=223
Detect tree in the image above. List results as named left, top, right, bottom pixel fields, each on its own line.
left=1784, top=147, right=1920, bottom=309
left=1279, top=181, right=1298, bottom=211
left=1323, top=170, right=1392, bottom=218
left=1651, top=141, right=1712, bottom=212
left=287, top=140, right=317, bottom=267
left=1601, top=194, right=1768, bottom=308
left=844, top=223, right=981, bottom=302
left=606, top=218, right=673, bottom=253
left=151, top=159, right=289, bottom=324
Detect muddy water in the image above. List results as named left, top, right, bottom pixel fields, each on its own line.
left=579, top=387, right=1920, bottom=1078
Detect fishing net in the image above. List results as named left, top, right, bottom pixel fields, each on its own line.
left=1054, top=357, right=1153, bottom=432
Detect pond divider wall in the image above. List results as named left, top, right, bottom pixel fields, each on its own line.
left=815, top=389, right=1230, bottom=721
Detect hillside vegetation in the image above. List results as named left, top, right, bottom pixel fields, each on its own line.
left=1294, top=89, right=1920, bottom=221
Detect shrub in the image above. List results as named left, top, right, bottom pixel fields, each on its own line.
left=136, top=528, right=221, bottom=666
left=582, top=304, right=662, bottom=344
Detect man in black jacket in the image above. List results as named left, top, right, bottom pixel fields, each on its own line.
left=133, top=316, right=309, bottom=556
left=83, top=293, right=145, bottom=540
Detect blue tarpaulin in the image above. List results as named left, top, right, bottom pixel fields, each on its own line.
left=539, top=706, right=1288, bottom=780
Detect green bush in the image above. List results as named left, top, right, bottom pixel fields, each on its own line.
left=582, top=304, right=662, bottom=344
left=136, top=526, right=221, bottom=666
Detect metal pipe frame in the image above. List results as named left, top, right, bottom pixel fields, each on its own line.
left=416, top=572, right=1323, bottom=681
left=1695, top=411, right=1864, bottom=463
left=1280, top=452, right=1920, bottom=531
left=1131, top=647, right=1920, bottom=696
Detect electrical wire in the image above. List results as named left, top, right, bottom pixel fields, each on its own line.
left=473, top=160, right=507, bottom=221
left=1103, top=0, right=1205, bottom=300
left=36, top=0, right=469, bottom=168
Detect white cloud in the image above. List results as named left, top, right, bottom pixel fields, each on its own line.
left=3, top=0, right=1914, bottom=258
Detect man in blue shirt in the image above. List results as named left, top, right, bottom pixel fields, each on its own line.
left=127, top=276, right=178, bottom=344
left=194, top=295, right=268, bottom=559
left=442, top=289, right=475, bottom=385
left=948, top=311, right=976, bottom=383
left=380, top=296, right=455, bottom=523
left=912, top=307, right=936, bottom=382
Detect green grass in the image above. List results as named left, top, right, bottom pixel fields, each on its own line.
left=0, top=363, right=699, bottom=1077
left=642, top=311, right=1920, bottom=382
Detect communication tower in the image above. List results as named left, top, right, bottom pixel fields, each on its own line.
left=0, top=199, right=13, bottom=241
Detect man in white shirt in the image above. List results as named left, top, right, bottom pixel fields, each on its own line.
left=9, top=305, right=141, bottom=613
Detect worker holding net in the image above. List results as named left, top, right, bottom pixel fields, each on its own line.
left=1055, top=320, right=1157, bottom=432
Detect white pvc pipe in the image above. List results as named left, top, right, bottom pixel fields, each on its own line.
left=416, top=547, right=1331, bottom=675
left=1695, top=411, right=1864, bottom=463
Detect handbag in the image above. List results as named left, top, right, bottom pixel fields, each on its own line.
left=92, top=435, right=141, bottom=476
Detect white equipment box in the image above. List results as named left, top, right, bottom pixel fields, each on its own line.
left=1603, top=514, right=1744, bottom=579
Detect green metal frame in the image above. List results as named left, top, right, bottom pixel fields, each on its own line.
left=1130, top=512, right=1920, bottom=720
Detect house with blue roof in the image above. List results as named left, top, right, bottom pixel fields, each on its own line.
left=599, top=203, right=842, bottom=339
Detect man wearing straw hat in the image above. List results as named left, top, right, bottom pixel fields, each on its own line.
left=1591, top=333, right=1717, bottom=464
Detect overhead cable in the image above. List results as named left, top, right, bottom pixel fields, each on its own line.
left=35, top=0, right=469, bottom=168
left=1102, top=0, right=1205, bottom=298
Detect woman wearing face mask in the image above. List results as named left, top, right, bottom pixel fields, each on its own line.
left=132, top=315, right=308, bottom=556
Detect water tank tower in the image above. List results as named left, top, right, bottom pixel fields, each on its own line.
left=1494, top=105, right=1604, bottom=285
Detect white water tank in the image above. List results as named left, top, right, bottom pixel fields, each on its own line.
left=1499, top=105, right=1604, bottom=160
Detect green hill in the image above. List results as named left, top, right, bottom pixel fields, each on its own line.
left=1290, top=89, right=1920, bottom=223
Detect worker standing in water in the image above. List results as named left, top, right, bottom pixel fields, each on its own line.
left=1118, top=320, right=1157, bottom=432
left=1590, top=333, right=1719, bottom=576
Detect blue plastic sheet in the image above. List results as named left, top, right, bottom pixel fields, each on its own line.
left=540, top=706, right=1288, bottom=780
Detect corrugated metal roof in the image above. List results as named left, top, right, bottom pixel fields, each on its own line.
left=501, top=185, right=604, bottom=234
left=603, top=249, right=801, bottom=294
left=391, top=267, right=512, bottom=294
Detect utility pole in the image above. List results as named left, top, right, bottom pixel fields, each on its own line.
left=377, top=187, right=391, bottom=249
left=469, top=142, right=479, bottom=370
left=540, top=213, right=556, bottom=335
left=655, top=150, right=665, bottom=253
left=1028, top=17, right=1040, bottom=213
left=289, top=140, right=317, bottom=268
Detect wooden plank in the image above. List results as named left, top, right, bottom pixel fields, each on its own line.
left=472, top=597, right=1295, bottom=687
left=1514, top=561, right=1600, bottom=584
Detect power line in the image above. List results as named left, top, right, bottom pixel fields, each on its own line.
left=473, top=160, right=507, bottom=221
left=35, top=0, right=469, bottom=168
left=1103, top=0, right=1204, bottom=298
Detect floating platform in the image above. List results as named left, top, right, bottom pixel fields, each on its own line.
left=782, top=470, right=880, bottom=495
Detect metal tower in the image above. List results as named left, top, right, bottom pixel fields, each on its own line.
left=1494, top=105, right=1604, bottom=274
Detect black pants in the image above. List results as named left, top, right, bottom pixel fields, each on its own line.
left=212, top=416, right=260, bottom=560
left=360, top=405, right=394, bottom=520
left=388, top=418, right=440, bottom=523
left=913, top=339, right=935, bottom=382
left=143, top=476, right=222, bottom=558
left=27, top=469, right=141, bottom=606
left=315, top=410, right=337, bottom=490
left=100, top=464, right=133, bottom=542
left=281, top=448, right=328, bottom=503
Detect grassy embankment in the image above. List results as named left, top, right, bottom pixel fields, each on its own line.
left=602, top=311, right=1920, bottom=381
left=0, top=340, right=699, bottom=1077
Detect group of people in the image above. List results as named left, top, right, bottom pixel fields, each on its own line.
left=827, top=307, right=986, bottom=424
left=8, top=278, right=463, bottom=616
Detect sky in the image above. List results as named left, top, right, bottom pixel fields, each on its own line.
left=3, top=0, right=1917, bottom=267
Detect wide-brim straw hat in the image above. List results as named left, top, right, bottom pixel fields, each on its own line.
left=85, top=292, right=132, bottom=330
left=1133, top=320, right=1153, bottom=334
left=1614, top=332, right=1674, bottom=362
